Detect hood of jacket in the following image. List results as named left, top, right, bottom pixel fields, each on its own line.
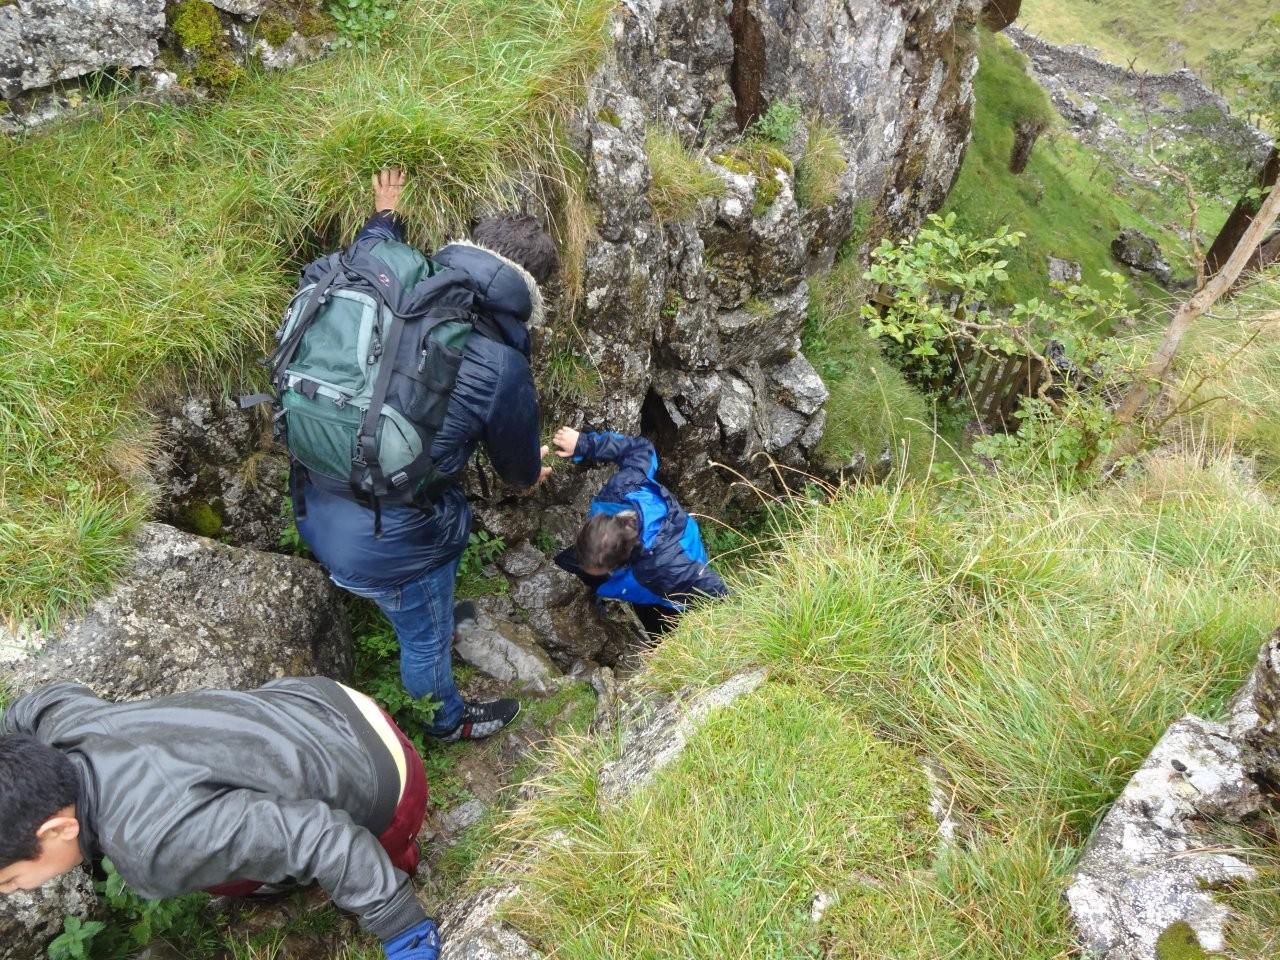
left=433, top=239, right=544, bottom=357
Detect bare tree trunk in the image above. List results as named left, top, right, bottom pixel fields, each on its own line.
left=1009, top=118, right=1046, bottom=174
left=1256, top=230, right=1280, bottom=273
left=1105, top=182, right=1280, bottom=468
left=1204, top=145, right=1280, bottom=278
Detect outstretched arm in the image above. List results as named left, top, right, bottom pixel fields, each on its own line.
left=355, top=168, right=408, bottom=244
left=483, top=354, right=544, bottom=488
left=552, top=428, right=658, bottom=480
left=145, top=792, right=426, bottom=944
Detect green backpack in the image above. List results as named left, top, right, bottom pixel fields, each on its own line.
left=258, top=235, right=483, bottom=532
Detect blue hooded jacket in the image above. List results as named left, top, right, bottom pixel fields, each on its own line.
left=574, top=432, right=728, bottom=611
left=294, top=212, right=543, bottom=587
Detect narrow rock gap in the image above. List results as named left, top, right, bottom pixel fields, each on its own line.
left=727, top=0, right=766, bottom=131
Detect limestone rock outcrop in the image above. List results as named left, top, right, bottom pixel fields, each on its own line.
left=0, top=0, right=333, bottom=131
left=551, top=0, right=983, bottom=510
left=152, top=392, right=291, bottom=551
left=1067, top=629, right=1280, bottom=960
left=0, top=870, right=98, bottom=960
left=0, top=522, right=352, bottom=700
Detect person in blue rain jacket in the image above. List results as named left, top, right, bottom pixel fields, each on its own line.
left=548, top=427, right=727, bottom=637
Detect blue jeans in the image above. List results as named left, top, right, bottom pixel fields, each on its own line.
left=332, top=556, right=465, bottom=735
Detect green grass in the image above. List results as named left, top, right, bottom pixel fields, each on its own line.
left=1021, top=0, right=1274, bottom=74
left=794, top=120, right=846, bottom=210
left=645, top=127, right=726, bottom=222
left=942, top=30, right=1228, bottom=304
left=505, top=683, right=937, bottom=958
left=495, top=436, right=1280, bottom=955
left=803, top=255, right=957, bottom=477
left=0, top=0, right=612, bottom=624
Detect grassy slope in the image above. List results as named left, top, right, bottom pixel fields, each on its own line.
left=500, top=438, right=1280, bottom=957
left=0, top=0, right=611, bottom=624
left=1021, top=0, right=1274, bottom=74
left=942, top=30, right=1227, bottom=304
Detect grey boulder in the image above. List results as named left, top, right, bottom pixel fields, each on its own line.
left=1067, top=628, right=1280, bottom=960
left=1111, top=228, right=1172, bottom=286
left=0, top=0, right=165, bottom=100
left=453, top=598, right=562, bottom=694
left=1, top=522, right=352, bottom=700
left=0, top=868, right=97, bottom=960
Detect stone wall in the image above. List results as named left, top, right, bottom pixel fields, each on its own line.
left=0, top=0, right=332, bottom=131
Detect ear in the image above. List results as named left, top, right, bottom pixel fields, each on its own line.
left=36, top=815, right=80, bottom=845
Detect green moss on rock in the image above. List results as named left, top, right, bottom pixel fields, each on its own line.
left=257, top=11, right=295, bottom=47
left=753, top=174, right=781, bottom=215
left=596, top=108, right=621, bottom=127
left=182, top=500, right=225, bottom=539
left=712, top=152, right=752, bottom=176
left=1155, top=922, right=1212, bottom=960
left=171, top=0, right=223, bottom=52
left=169, top=0, right=245, bottom=92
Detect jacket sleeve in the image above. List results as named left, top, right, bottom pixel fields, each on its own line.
left=574, top=432, right=659, bottom=486
left=642, top=552, right=729, bottom=605
left=353, top=210, right=407, bottom=245
left=141, top=792, right=425, bottom=943
left=482, top=351, right=542, bottom=488
left=2, top=683, right=104, bottom=738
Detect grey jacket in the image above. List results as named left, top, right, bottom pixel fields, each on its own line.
left=3, top=678, right=423, bottom=942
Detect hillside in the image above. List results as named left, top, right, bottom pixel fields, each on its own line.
left=1021, top=0, right=1274, bottom=74
left=501, top=280, right=1280, bottom=955
left=3, top=2, right=1280, bottom=960
left=942, top=29, right=1230, bottom=304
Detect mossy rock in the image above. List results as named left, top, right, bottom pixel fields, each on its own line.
left=712, top=152, right=752, bottom=176
left=596, top=108, right=621, bottom=127
left=193, top=52, right=246, bottom=91
left=753, top=175, right=781, bottom=216
left=182, top=500, right=225, bottom=539
left=257, top=11, right=295, bottom=47
left=1154, top=922, right=1213, bottom=960
left=758, top=144, right=793, bottom=175
left=265, top=0, right=335, bottom=39
left=170, top=0, right=223, bottom=53
left=168, top=0, right=246, bottom=92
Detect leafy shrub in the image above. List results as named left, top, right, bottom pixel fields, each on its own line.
left=457, top=530, right=508, bottom=598
left=749, top=100, right=802, bottom=145
left=51, top=859, right=217, bottom=960
left=326, top=0, right=400, bottom=47
left=47, top=917, right=105, bottom=960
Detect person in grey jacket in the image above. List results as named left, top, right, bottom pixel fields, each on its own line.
left=0, top=679, right=440, bottom=960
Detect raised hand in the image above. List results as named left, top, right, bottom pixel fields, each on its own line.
left=372, top=168, right=407, bottom=215
left=551, top=426, right=580, bottom=459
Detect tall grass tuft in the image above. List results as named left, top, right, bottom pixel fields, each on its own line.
left=0, top=0, right=612, bottom=624
left=644, top=127, right=726, bottom=223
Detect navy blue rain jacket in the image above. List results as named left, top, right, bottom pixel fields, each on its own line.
left=575, top=432, right=728, bottom=610
left=295, top=213, right=542, bottom=587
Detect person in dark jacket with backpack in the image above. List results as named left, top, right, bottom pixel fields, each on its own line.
left=289, top=170, right=555, bottom=741
left=1, top=678, right=440, bottom=960
left=548, top=427, right=728, bottom=638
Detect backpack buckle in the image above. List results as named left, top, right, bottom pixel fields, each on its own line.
left=390, top=471, right=410, bottom=489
